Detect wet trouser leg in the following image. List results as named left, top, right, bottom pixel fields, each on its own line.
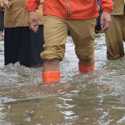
left=67, top=19, right=96, bottom=73
left=41, top=16, right=96, bottom=84
left=41, top=16, right=67, bottom=84
left=105, top=15, right=124, bottom=60
left=41, top=16, right=67, bottom=60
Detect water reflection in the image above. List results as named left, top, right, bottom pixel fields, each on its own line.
left=0, top=35, right=125, bottom=125
left=0, top=77, right=125, bottom=125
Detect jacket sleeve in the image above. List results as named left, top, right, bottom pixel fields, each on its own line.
left=25, top=0, right=38, bottom=11
left=101, top=0, right=113, bottom=13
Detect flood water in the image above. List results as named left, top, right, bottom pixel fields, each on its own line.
left=0, top=34, right=125, bottom=125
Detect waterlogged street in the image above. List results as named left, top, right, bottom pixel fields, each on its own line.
left=0, top=34, right=125, bottom=125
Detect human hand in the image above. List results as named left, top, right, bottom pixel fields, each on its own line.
left=29, top=11, right=39, bottom=32
left=100, top=11, right=112, bottom=31
left=0, top=0, right=11, bottom=8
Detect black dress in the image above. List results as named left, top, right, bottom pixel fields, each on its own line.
left=4, top=25, right=44, bottom=67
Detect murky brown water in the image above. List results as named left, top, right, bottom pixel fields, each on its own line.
left=0, top=34, right=125, bottom=125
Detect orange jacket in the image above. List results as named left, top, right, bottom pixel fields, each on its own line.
left=26, top=0, right=113, bottom=20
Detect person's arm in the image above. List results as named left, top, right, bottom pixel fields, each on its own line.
left=0, top=0, right=11, bottom=8
left=100, top=0, right=113, bottom=31
left=36, top=1, right=44, bottom=25
left=26, top=0, right=40, bottom=32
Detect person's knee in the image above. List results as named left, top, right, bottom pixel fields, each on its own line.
left=40, top=45, right=65, bottom=61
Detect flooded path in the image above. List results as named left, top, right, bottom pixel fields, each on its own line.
left=0, top=34, right=125, bottom=125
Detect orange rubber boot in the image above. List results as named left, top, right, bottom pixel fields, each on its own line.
left=79, top=64, right=95, bottom=74
left=42, top=71, right=60, bottom=85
